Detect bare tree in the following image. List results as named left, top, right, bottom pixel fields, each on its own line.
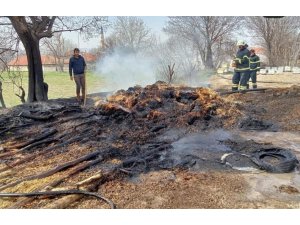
left=109, top=17, right=156, bottom=54
left=164, top=16, right=240, bottom=69
left=0, top=26, right=20, bottom=108
left=0, top=16, right=109, bottom=102
left=155, top=37, right=198, bottom=84
left=245, top=17, right=300, bottom=66
left=41, top=33, right=76, bottom=72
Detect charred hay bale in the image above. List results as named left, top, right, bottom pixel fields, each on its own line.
left=126, top=85, right=143, bottom=94
left=133, top=103, right=146, bottom=112
left=154, top=81, right=168, bottom=86
left=160, top=90, right=175, bottom=99
left=190, top=99, right=202, bottom=112
left=97, top=103, right=132, bottom=120
left=107, top=94, right=127, bottom=103
left=147, top=110, right=165, bottom=120
left=145, top=81, right=168, bottom=91
left=124, top=97, right=138, bottom=108
left=176, top=91, right=199, bottom=103
left=137, top=91, right=147, bottom=101
left=187, top=114, right=200, bottom=125
left=146, top=98, right=163, bottom=109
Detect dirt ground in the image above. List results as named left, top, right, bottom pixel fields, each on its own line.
left=0, top=73, right=300, bottom=209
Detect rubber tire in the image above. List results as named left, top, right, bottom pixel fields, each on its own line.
left=251, top=148, right=299, bottom=173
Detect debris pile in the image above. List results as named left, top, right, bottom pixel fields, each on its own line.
left=1, top=81, right=298, bottom=209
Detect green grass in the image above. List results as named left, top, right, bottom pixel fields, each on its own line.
left=1, top=71, right=106, bottom=107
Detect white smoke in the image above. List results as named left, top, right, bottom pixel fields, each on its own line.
left=95, top=50, right=158, bottom=92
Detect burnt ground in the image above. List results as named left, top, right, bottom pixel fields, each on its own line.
left=0, top=77, right=300, bottom=209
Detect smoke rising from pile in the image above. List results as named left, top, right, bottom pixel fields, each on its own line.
left=95, top=50, right=158, bottom=92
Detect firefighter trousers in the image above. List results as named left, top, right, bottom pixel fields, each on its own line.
left=249, top=70, right=257, bottom=88
left=232, top=70, right=249, bottom=90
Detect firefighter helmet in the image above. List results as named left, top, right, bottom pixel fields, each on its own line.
left=236, top=40, right=246, bottom=46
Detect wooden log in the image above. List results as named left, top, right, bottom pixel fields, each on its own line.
left=19, top=111, right=54, bottom=121
left=43, top=170, right=115, bottom=209
left=0, top=135, right=86, bottom=173
left=1, top=188, right=115, bottom=209
left=0, top=150, right=19, bottom=158
left=0, top=123, right=33, bottom=136
left=8, top=128, right=57, bottom=149
left=44, top=113, right=94, bottom=128
left=8, top=159, right=104, bottom=208
left=19, top=137, right=58, bottom=152
left=0, top=149, right=103, bottom=191
left=44, top=184, right=98, bottom=209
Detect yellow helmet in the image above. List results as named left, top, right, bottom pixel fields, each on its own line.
left=236, top=40, right=246, bottom=46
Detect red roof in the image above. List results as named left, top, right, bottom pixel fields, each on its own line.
left=81, top=52, right=97, bottom=62
left=8, top=55, right=60, bottom=66
left=66, top=51, right=97, bottom=62
left=8, top=53, right=97, bottom=66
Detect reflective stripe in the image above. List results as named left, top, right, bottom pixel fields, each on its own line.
left=235, top=58, right=241, bottom=64
left=235, top=67, right=250, bottom=71
left=232, top=84, right=238, bottom=87
left=252, top=83, right=257, bottom=85
left=243, top=55, right=249, bottom=59
left=240, top=86, right=247, bottom=90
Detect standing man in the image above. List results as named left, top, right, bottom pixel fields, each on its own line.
left=231, top=40, right=250, bottom=91
left=69, top=48, right=86, bottom=103
left=249, top=49, right=260, bottom=89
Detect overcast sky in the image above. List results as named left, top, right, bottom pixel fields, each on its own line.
left=63, top=16, right=169, bottom=50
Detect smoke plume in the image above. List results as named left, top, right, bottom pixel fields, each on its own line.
left=95, top=50, right=158, bottom=92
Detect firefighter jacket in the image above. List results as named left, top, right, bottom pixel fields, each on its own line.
left=234, top=48, right=250, bottom=72
left=249, top=54, right=260, bottom=71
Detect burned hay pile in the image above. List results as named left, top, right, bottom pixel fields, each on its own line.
left=0, top=81, right=242, bottom=208
left=100, top=81, right=241, bottom=128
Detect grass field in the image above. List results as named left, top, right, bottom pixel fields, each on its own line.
left=1, top=71, right=106, bottom=107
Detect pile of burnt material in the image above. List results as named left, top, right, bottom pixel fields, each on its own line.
left=95, top=81, right=241, bottom=129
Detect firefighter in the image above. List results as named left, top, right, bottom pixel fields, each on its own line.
left=231, top=40, right=250, bottom=91
left=249, top=49, right=260, bottom=89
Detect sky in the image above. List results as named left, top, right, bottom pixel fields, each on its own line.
left=63, top=16, right=169, bottom=50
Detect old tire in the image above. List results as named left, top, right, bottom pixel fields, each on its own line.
left=251, top=148, right=299, bottom=173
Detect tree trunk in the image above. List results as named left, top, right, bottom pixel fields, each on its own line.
left=205, top=44, right=214, bottom=69
left=0, top=81, right=6, bottom=108
left=9, top=17, right=48, bottom=102
left=23, top=38, right=48, bottom=102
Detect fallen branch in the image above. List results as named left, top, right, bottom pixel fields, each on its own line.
left=45, top=113, right=94, bottom=128
left=8, top=128, right=57, bottom=149
left=0, top=189, right=115, bottom=209
left=0, top=149, right=103, bottom=191
left=19, top=111, right=54, bottom=121
left=0, top=135, right=86, bottom=173
left=43, top=169, right=118, bottom=209
left=8, top=160, right=105, bottom=208
left=0, top=123, right=33, bottom=136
